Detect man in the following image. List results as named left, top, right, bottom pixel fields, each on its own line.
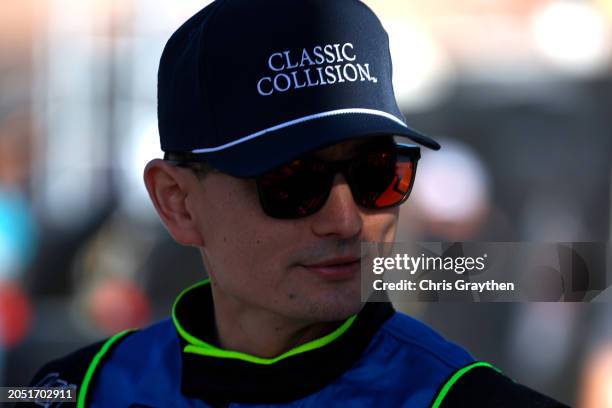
left=24, top=0, right=568, bottom=407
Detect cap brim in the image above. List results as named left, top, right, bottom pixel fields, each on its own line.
left=204, top=112, right=440, bottom=177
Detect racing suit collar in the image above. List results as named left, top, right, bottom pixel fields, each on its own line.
left=172, top=278, right=395, bottom=404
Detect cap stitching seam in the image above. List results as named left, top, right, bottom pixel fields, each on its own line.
left=189, top=108, right=410, bottom=153
left=197, top=0, right=232, bottom=148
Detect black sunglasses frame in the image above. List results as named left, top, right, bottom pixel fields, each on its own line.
left=164, top=143, right=421, bottom=219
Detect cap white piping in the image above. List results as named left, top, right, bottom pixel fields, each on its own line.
left=190, top=108, right=407, bottom=153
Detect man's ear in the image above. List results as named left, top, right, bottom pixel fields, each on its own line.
left=143, top=159, right=205, bottom=247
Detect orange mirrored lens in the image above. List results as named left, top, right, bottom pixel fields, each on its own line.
left=373, top=160, right=415, bottom=207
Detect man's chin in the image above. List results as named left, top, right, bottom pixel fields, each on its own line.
left=292, top=286, right=365, bottom=322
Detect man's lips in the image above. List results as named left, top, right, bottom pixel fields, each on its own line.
left=301, top=256, right=361, bottom=281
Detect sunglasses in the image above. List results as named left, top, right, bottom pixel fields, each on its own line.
left=255, top=143, right=420, bottom=219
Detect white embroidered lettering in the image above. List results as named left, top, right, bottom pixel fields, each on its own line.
left=257, top=42, right=377, bottom=96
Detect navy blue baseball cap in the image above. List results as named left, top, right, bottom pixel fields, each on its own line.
left=158, top=0, right=440, bottom=177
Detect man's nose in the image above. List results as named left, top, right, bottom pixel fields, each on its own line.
left=310, top=173, right=363, bottom=239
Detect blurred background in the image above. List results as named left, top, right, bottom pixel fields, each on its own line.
left=0, top=0, right=611, bottom=406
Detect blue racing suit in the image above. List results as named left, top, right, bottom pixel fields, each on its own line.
left=23, top=279, right=566, bottom=407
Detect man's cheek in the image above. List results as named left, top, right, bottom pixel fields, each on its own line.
left=363, top=215, right=397, bottom=241
left=252, top=243, right=286, bottom=272
left=384, top=218, right=399, bottom=241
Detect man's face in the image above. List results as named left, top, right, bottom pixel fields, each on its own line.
left=191, top=137, right=399, bottom=322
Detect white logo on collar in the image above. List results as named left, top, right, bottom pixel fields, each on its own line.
left=256, top=42, right=378, bottom=96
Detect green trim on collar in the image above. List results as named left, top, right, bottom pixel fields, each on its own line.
left=430, top=361, right=502, bottom=408
left=77, top=329, right=135, bottom=408
left=171, top=278, right=212, bottom=347
left=172, top=278, right=358, bottom=365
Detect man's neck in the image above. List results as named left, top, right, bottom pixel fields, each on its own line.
left=210, top=285, right=342, bottom=358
